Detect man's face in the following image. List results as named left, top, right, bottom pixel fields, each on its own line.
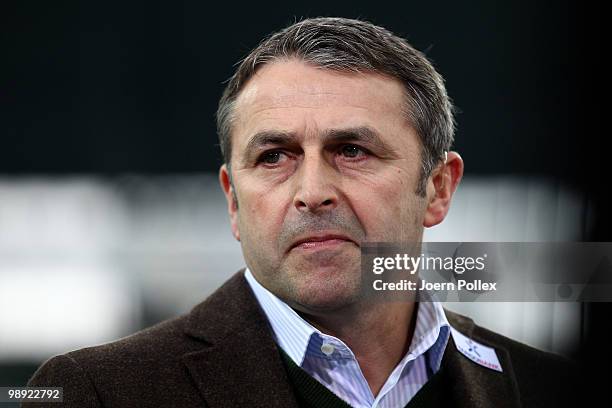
left=221, top=59, right=430, bottom=313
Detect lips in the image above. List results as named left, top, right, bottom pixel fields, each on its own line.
left=289, top=233, right=356, bottom=251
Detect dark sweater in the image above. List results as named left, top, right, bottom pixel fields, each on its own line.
left=279, top=348, right=454, bottom=408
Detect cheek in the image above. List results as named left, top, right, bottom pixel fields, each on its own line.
left=346, top=170, right=424, bottom=239
left=237, top=184, right=288, bottom=243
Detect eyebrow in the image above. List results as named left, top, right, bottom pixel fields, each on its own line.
left=241, top=126, right=396, bottom=165
left=242, top=130, right=298, bottom=165
left=322, top=126, right=393, bottom=152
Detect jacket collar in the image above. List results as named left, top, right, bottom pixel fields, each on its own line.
left=181, top=270, right=521, bottom=408
left=182, top=269, right=299, bottom=408
left=443, top=309, right=522, bottom=408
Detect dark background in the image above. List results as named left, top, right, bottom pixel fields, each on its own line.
left=1, top=0, right=605, bottom=398
left=1, top=0, right=588, bottom=177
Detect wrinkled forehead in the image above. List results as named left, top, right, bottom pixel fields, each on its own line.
left=230, top=59, right=414, bottom=156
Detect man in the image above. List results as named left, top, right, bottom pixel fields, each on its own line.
left=27, top=17, right=574, bottom=407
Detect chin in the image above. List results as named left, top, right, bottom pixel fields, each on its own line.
left=289, top=273, right=362, bottom=313
left=275, top=251, right=363, bottom=311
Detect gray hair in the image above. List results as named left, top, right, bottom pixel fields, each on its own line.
left=216, top=17, right=455, bottom=196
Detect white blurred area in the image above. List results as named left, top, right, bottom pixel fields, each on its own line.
left=0, top=175, right=584, bottom=361
left=423, top=177, right=585, bottom=357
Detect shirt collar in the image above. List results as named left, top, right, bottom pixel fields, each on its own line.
left=244, top=268, right=450, bottom=372
left=244, top=268, right=316, bottom=365
left=405, top=300, right=450, bottom=374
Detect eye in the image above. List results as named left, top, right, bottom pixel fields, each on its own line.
left=258, top=150, right=286, bottom=165
left=339, top=144, right=367, bottom=159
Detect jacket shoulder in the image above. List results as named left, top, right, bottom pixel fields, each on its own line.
left=445, top=308, right=579, bottom=407
left=445, top=307, right=572, bottom=367
left=66, top=314, right=193, bottom=363
left=25, top=353, right=103, bottom=407
left=470, top=318, right=574, bottom=372
left=27, top=314, right=203, bottom=406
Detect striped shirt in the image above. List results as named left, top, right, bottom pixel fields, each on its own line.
left=244, top=268, right=450, bottom=408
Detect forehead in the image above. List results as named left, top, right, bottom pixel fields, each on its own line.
left=231, top=59, right=414, bottom=152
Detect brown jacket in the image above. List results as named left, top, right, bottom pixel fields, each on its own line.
left=26, top=271, right=576, bottom=407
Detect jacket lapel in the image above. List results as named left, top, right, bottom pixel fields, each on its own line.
left=180, top=273, right=522, bottom=408
left=443, top=309, right=522, bottom=408
left=182, top=271, right=299, bottom=408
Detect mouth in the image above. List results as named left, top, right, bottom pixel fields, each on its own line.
left=289, top=233, right=357, bottom=252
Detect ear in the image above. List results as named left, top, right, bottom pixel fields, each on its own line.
left=219, top=164, right=240, bottom=241
left=423, top=151, right=464, bottom=228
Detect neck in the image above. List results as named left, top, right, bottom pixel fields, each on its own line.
left=300, top=300, right=417, bottom=396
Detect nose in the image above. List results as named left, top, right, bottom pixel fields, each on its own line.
left=293, top=154, right=338, bottom=214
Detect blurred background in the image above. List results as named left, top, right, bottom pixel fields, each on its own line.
left=1, top=0, right=606, bottom=394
